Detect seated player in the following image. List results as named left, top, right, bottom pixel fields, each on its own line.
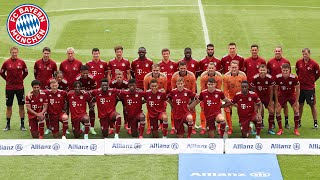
left=67, top=81, right=91, bottom=139
left=91, top=78, right=121, bottom=138
left=168, top=77, right=195, bottom=138
left=274, top=63, right=300, bottom=136
left=25, top=80, right=48, bottom=139
left=119, top=79, right=145, bottom=138
left=225, top=81, right=262, bottom=138
left=189, top=78, right=229, bottom=138
left=144, top=79, right=168, bottom=138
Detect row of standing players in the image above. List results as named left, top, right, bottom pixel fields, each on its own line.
left=0, top=43, right=319, bottom=139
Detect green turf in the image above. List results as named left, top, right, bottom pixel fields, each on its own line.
left=0, top=0, right=320, bottom=179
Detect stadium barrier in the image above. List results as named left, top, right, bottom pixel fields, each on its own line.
left=0, top=138, right=320, bottom=155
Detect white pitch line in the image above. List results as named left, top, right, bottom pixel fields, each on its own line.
left=198, top=0, right=210, bottom=45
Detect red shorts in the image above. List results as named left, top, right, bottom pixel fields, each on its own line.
left=278, top=96, right=296, bottom=107
left=206, top=113, right=220, bottom=131
left=175, top=112, right=192, bottom=135
left=129, top=113, right=145, bottom=133
left=71, top=113, right=88, bottom=133
left=49, top=113, right=66, bottom=134
left=260, top=96, right=270, bottom=108
left=100, top=111, right=117, bottom=131
left=29, top=117, right=40, bottom=133
left=239, top=114, right=256, bottom=133
left=149, top=112, right=166, bottom=131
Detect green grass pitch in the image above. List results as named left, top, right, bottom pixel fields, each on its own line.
left=1, top=0, right=320, bottom=179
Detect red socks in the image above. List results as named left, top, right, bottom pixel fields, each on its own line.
left=276, top=115, right=282, bottom=129
left=115, top=116, right=121, bottom=134
left=163, top=121, right=168, bottom=136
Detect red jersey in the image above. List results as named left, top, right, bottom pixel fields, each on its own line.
left=275, top=74, right=299, bottom=98
left=221, top=54, right=244, bottom=73
left=231, top=91, right=261, bottom=118
left=67, top=91, right=91, bottom=120
left=25, top=92, right=48, bottom=119
left=0, top=58, right=28, bottom=90
left=199, top=56, right=222, bottom=72
left=109, top=79, right=129, bottom=89
left=243, top=56, right=266, bottom=83
left=131, top=58, right=153, bottom=89
left=119, top=89, right=145, bottom=117
left=45, top=77, right=69, bottom=91
left=74, top=74, right=97, bottom=91
left=91, top=88, right=120, bottom=118
left=144, top=90, right=167, bottom=118
left=59, top=59, right=82, bottom=88
left=44, top=89, right=67, bottom=115
left=34, top=59, right=57, bottom=89
left=159, top=60, right=178, bottom=93
left=86, top=59, right=108, bottom=88
left=168, top=88, right=195, bottom=120
left=198, top=89, right=225, bottom=118
left=178, top=58, right=200, bottom=77
left=250, top=74, right=274, bottom=99
left=108, top=58, right=130, bottom=79
left=267, top=57, right=290, bottom=78
left=295, top=58, right=320, bottom=90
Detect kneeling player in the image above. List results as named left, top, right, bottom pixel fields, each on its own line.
left=168, top=77, right=195, bottom=138
left=26, top=80, right=48, bottom=139
left=189, top=78, right=229, bottom=138
left=67, top=81, right=91, bottom=139
left=91, top=78, right=121, bottom=138
left=119, top=79, right=145, bottom=138
left=145, top=79, right=168, bottom=138
left=225, top=81, right=262, bottom=138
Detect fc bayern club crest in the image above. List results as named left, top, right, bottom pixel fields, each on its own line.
left=7, top=4, right=49, bottom=46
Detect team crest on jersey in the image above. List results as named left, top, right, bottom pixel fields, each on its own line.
left=57, top=94, right=61, bottom=97
left=184, top=93, right=187, bottom=96
left=170, top=65, right=173, bottom=69
left=108, top=92, right=112, bottom=96
left=265, top=81, right=268, bottom=84
left=289, top=81, right=292, bottom=85
left=248, top=97, right=252, bottom=101
left=39, top=98, right=43, bottom=102
left=122, top=63, right=125, bottom=66
left=191, top=64, right=195, bottom=68
left=135, top=94, right=138, bottom=97
left=100, top=64, right=103, bottom=68
left=257, top=82, right=260, bottom=84
left=215, top=94, right=218, bottom=98
left=240, top=99, right=242, bottom=101
left=73, top=67, right=77, bottom=70
left=146, top=64, right=149, bottom=67
left=157, top=96, right=160, bottom=99
left=80, top=95, right=83, bottom=99
left=7, top=4, right=49, bottom=46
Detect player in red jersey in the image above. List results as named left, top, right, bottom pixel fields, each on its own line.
left=267, top=46, right=291, bottom=128
left=0, top=47, right=28, bottom=131
left=274, top=63, right=300, bottom=136
left=67, top=81, right=91, bottom=139
left=75, top=65, right=97, bottom=135
left=86, top=48, right=108, bottom=88
left=250, top=64, right=276, bottom=134
left=220, top=42, right=244, bottom=74
left=168, top=77, right=195, bottom=138
left=178, top=47, right=200, bottom=77
left=25, top=80, right=48, bottom=139
left=189, top=78, right=230, bottom=138
left=145, top=79, right=168, bottom=138
left=130, top=47, right=153, bottom=89
left=44, top=79, right=68, bottom=139
left=91, top=78, right=121, bottom=138
left=108, top=46, right=131, bottom=82
left=34, top=47, right=57, bottom=90
left=243, top=44, right=266, bottom=86
left=119, top=79, right=146, bottom=138
left=59, top=47, right=82, bottom=89
left=45, top=71, right=69, bottom=91
left=296, top=48, right=320, bottom=128
left=199, top=43, right=222, bottom=74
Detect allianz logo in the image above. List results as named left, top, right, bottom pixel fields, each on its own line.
left=112, top=143, right=142, bottom=150
left=68, top=144, right=97, bottom=151
left=187, top=143, right=216, bottom=150
left=149, top=143, right=179, bottom=150
left=190, top=172, right=271, bottom=177
left=30, top=143, right=60, bottom=150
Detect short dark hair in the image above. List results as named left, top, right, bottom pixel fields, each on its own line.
left=42, top=47, right=51, bottom=52
left=150, top=79, right=158, bottom=84
left=184, top=47, right=192, bottom=52
left=302, top=48, right=311, bottom=53
left=114, top=46, right=123, bottom=52
left=251, top=44, right=259, bottom=49
left=101, top=78, right=108, bottom=83
left=207, top=78, right=216, bottom=83
left=31, top=79, right=41, bottom=87
left=161, top=48, right=170, bottom=54
left=54, top=70, right=63, bottom=77
left=207, top=44, right=214, bottom=48
left=229, top=42, right=236, bottom=46
left=128, top=78, right=136, bottom=84
left=138, top=47, right=146, bottom=51
left=80, top=65, right=89, bottom=71
left=92, top=48, right=100, bottom=54
left=259, top=64, right=267, bottom=69
left=281, top=63, right=291, bottom=69
left=241, top=80, right=249, bottom=85
left=73, top=81, right=82, bottom=87
left=179, top=61, right=187, bottom=66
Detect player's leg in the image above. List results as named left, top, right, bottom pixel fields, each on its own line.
left=110, top=111, right=121, bottom=138
left=191, top=108, right=197, bottom=134
left=186, top=114, right=193, bottom=138
left=240, top=119, right=250, bottom=138
left=216, top=114, right=226, bottom=138
left=224, top=107, right=233, bottom=135
left=252, top=115, right=262, bottom=139
left=38, top=116, right=45, bottom=139
left=267, top=101, right=276, bottom=135
left=200, top=102, right=206, bottom=135
left=138, top=113, right=146, bottom=138
left=284, top=103, right=289, bottom=129
left=81, top=114, right=90, bottom=139
left=306, top=89, right=318, bottom=128
left=131, top=117, right=139, bottom=138
left=71, top=120, right=81, bottom=139
left=88, top=102, right=97, bottom=135
left=50, top=114, right=60, bottom=138
left=4, top=89, right=14, bottom=131
left=290, top=99, right=300, bottom=136
left=175, top=120, right=185, bottom=138
left=260, top=107, right=265, bottom=128
left=44, top=113, right=52, bottom=135
left=60, top=113, right=68, bottom=139
left=276, top=99, right=284, bottom=135
left=146, top=111, right=151, bottom=135
left=206, top=117, right=216, bottom=138
left=150, top=115, right=159, bottom=138
left=100, top=117, right=109, bottom=138
left=170, top=109, right=175, bottom=134
left=16, top=89, right=26, bottom=130
left=29, top=118, right=39, bottom=138
left=160, top=112, right=168, bottom=138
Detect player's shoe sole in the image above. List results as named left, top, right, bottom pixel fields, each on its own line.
left=276, top=129, right=283, bottom=135
left=294, top=129, right=300, bottom=136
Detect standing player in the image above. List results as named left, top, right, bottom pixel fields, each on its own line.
left=59, top=47, right=82, bottom=89
left=130, top=47, right=153, bottom=90
left=119, top=79, right=146, bottom=138
left=34, top=47, right=57, bottom=90
left=221, top=42, right=244, bottom=74
left=91, top=79, right=121, bottom=138
left=25, top=80, right=48, bottom=139
left=199, top=43, right=222, bottom=74
left=250, top=64, right=275, bottom=134
left=189, top=78, right=229, bottom=138
left=296, top=48, right=320, bottom=128
left=145, top=79, right=168, bottom=138
left=168, top=77, right=195, bottom=138
left=178, top=47, right=200, bottom=77
left=45, top=71, right=69, bottom=91
left=67, top=81, right=91, bottom=139
left=225, top=81, right=262, bottom=138
left=1, top=47, right=28, bottom=131
left=243, top=44, right=266, bottom=86
left=267, top=46, right=291, bottom=129
left=274, top=63, right=300, bottom=135
left=223, top=60, right=247, bottom=134
left=108, top=46, right=130, bottom=82
left=86, top=48, right=108, bottom=88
